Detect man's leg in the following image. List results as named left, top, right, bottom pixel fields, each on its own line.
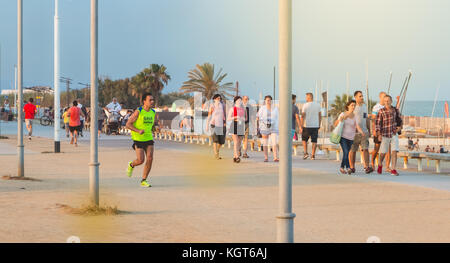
left=386, top=146, right=391, bottom=170
left=142, top=146, right=154, bottom=180
left=302, top=140, right=308, bottom=155
left=73, top=130, right=78, bottom=145
left=242, top=128, right=249, bottom=155
left=363, top=150, right=370, bottom=168
left=349, top=151, right=356, bottom=169
left=391, top=151, right=398, bottom=170
left=312, top=143, right=317, bottom=157
left=371, top=144, right=380, bottom=167
left=131, top=148, right=145, bottom=168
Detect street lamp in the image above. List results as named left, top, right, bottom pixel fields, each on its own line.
left=277, top=0, right=295, bottom=243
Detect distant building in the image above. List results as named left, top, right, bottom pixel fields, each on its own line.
left=1, top=86, right=53, bottom=95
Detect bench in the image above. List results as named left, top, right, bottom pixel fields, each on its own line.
left=398, top=151, right=450, bottom=173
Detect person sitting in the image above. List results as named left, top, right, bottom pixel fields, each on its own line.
left=425, top=145, right=431, bottom=152
left=440, top=145, right=448, bottom=154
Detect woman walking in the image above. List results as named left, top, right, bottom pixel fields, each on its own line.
left=257, top=95, right=279, bottom=162
left=208, top=94, right=227, bottom=160
left=228, top=96, right=246, bottom=163
left=334, top=100, right=364, bottom=174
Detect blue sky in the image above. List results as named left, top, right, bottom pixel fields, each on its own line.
left=0, top=0, right=449, bottom=102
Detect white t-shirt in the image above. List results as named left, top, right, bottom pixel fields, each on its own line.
left=209, top=102, right=225, bottom=127
left=372, top=103, right=384, bottom=116
left=301, top=102, right=321, bottom=128
left=77, top=104, right=85, bottom=121
left=257, top=105, right=279, bottom=133
left=354, top=103, right=369, bottom=133
left=106, top=102, right=122, bottom=113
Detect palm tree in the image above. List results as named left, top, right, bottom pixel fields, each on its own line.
left=130, top=64, right=171, bottom=106
left=146, top=64, right=171, bottom=106
left=180, top=63, right=235, bottom=100
left=329, top=94, right=353, bottom=119
left=329, top=93, right=377, bottom=120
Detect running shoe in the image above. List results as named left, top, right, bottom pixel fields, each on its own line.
left=140, top=179, right=152, bottom=188
left=127, top=161, right=134, bottom=177
left=377, top=165, right=383, bottom=174
left=390, top=169, right=399, bottom=176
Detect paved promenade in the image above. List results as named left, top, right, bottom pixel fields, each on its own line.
left=0, top=121, right=449, bottom=242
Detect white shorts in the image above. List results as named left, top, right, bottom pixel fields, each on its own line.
left=261, top=132, right=278, bottom=147
left=380, top=135, right=399, bottom=154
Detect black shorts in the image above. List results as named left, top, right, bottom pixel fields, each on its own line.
left=211, top=125, right=226, bottom=145
left=302, top=127, right=319, bottom=143
left=98, top=120, right=104, bottom=131
left=69, top=125, right=80, bottom=133
left=132, top=140, right=154, bottom=151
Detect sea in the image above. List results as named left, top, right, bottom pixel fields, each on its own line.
left=401, top=101, right=447, bottom=117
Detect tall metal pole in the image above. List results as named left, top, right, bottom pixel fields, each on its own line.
left=89, top=0, right=99, bottom=206
left=17, top=0, right=24, bottom=177
left=54, top=0, right=61, bottom=153
left=14, top=65, right=17, bottom=114
left=277, top=0, right=295, bottom=243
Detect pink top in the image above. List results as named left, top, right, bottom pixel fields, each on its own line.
left=339, top=113, right=357, bottom=140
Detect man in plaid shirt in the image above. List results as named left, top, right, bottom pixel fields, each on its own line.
left=375, top=95, right=403, bottom=176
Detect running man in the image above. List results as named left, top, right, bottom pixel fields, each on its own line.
left=68, top=101, right=85, bottom=147
left=126, top=93, right=156, bottom=188
left=23, top=98, right=37, bottom=140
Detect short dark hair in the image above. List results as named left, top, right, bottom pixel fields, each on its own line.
left=354, top=90, right=363, bottom=97
left=345, top=100, right=356, bottom=111
left=292, top=94, right=297, bottom=100
left=29, top=98, right=34, bottom=103
left=233, top=96, right=242, bottom=103
left=385, top=95, right=392, bottom=101
left=264, top=95, right=273, bottom=100
left=142, top=92, right=153, bottom=103
left=212, top=94, right=222, bottom=100
left=73, top=100, right=78, bottom=106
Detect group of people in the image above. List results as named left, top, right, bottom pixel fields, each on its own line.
left=334, top=91, right=403, bottom=176
left=206, top=92, right=323, bottom=164
left=424, top=145, right=448, bottom=154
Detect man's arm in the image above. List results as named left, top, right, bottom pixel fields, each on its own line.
left=318, top=111, right=322, bottom=128
left=126, top=110, right=143, bottom=134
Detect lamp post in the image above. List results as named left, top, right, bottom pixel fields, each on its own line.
left=277, top=0, right=295, bottom=243
left=54, top=0, right=61, bottom=153
left=89, top=0, right=99, bottom=206
left=17, top=0, right=24, bottom=177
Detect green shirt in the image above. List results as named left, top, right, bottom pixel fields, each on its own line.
left=131, top=107, right=155, bottom=142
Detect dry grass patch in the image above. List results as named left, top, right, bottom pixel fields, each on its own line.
left=0, top=136, right=8, bottom=139
left=55, top=203, right=126, bottom=216
left=2, top=175, right=42, bottom=182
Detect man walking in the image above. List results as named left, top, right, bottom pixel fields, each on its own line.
left=375, top=95, right=402, bottom=176
left=300, top=93, right=321, bottom=160
left=126, top=93, right=156, bottom=188
left=23, top=98, right=37, bottom=140
left=371, top=92, right=390, bottom=170
left=242, top=95, right=254, bottom=158
left=292, top=94, right=301, bottom=141
left=349, top=91, right=373, bottom=174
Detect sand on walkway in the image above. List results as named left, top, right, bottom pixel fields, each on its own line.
left=0, top=136, right=449, bottom=243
